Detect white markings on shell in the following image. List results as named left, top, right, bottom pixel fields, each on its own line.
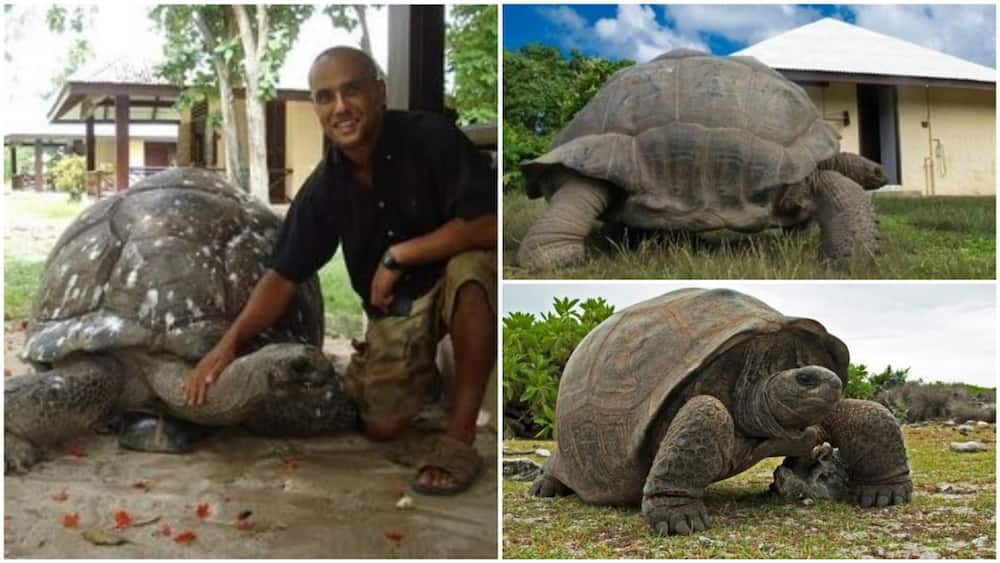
left=60, top=274, right=79, bottom=306
left=126, top=270, right=138, bottom=288
left=165, top=312, right=176, bottom=330
left=167, top=290, right=175, bottom=301
left=228, top=272, right=239, bottom=283
left=142, top=215, right=152, bottom=222
left=90, top=286, right=103, bottom=307
left=185, top=298, right=204, bottom=318
left=139, top=289, right=159, bottom=318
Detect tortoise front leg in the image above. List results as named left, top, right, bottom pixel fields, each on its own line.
left=5, top=357, right=124, bottom=473
left=820, top=399, right=912, bottom=507
left=517, top=173, right=611, bottom=270
left=642, top=395, right=734, bottom=535
left=806, top=170, right=880, bottom=264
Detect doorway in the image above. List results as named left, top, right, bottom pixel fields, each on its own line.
left=856, top=84, right=901, bottom=184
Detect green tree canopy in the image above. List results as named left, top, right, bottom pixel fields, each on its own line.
left=446, top=5, right=497, bottom=125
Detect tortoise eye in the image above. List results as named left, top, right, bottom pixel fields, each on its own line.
left=796, top=372, right=818, bottom=388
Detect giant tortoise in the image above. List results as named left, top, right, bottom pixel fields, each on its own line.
left=5, top=168, right=357, bottom=474
left=530, top=288, right=911, bottom=535
left=517, top=49, right=886, bottom=270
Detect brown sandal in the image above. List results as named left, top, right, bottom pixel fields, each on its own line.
left=411, top=435, right=483, bottom=495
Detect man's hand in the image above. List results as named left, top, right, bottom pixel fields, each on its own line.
left=182, top=340, right=237, bottom=405
left=370, top=263, right=402, bottom=313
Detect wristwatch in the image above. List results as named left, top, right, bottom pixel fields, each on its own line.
left=380, top=249, right=403, bottom=271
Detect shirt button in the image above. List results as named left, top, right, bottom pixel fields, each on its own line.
left=378, top=200, right=385, bottom=208
left=386, top=154, right=392, bottom=161
left=387, top=229, right=395, bottom=237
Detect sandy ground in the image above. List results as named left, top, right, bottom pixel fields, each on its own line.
left=2, top=189, right=499, bottom=557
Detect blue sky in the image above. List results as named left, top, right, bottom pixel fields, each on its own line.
left=503, top=4, right=996, bottom=68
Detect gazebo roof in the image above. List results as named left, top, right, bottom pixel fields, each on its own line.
left=734, top=18, right=995, bottom=90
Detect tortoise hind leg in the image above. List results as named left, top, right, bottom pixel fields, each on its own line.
left=642, top=395, right=734, bottom=535
left=5, top=356, right=124, bottom=473
left=820, top=399, right=912, bottom=507
left=529, top=457, right=573, bottom=497
left=807, top=170, right=880, bottom=265
left=517, top=172, right=612, bottom=270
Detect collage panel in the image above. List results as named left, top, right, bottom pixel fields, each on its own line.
left=501, top=282, right=996, bottom=558
left=3, top=3, right=498, bottom=558
left=502, top=3, right=996, bottom=280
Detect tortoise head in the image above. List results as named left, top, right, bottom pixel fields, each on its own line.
left=730, top=329, right=845, bottom=438
left=763, top=365, right=842, bottom=429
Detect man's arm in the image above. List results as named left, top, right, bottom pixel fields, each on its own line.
left=370, top=214, right=496, bottom=312
left=182, top=269, right=298, bottom=405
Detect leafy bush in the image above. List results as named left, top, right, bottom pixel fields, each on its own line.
left=503, top=296, right=615, bottom=438
left=51, top=154, right=86, bottom=201
left=502, top=44, right=633, bottom=193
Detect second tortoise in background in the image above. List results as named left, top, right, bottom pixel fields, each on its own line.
left=530, top=288, right=911, bottom=536
left=517, top=49, right=887, bottom=271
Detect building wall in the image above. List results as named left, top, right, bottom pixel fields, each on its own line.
left=897, top=86, right=996, bottom=196
left=285, top=100, right=324, bottom=198
left=803, top=82, right=860, bottom=154
left=93, top=138, right=146, bottom=170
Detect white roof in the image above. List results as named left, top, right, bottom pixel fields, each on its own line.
left=5, top=120, right=177, bottom=142
left=733, top=18, right=995, bottom=84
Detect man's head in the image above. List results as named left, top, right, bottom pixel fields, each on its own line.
left=309, top=46, right=386, bottom=154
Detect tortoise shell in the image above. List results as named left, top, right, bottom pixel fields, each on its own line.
left=22, top=168, right=324, bottom=365
left=523, top=50, right=841, bottom=232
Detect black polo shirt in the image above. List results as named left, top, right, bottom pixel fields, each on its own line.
left=268, top=110, right=495, bottom=311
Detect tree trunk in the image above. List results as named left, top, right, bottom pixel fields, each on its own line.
left=192, top=9, right=246, bottom=189
left=353, top=5, right=372, bottom=56
left=233, top=5, right=270, bottom=203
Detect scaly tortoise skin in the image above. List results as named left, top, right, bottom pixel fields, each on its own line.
left=530, top=288, right=911, bottom=535
left=518, top=49, right=885, bottom=270
left=5, top=168, right=357, bottom=474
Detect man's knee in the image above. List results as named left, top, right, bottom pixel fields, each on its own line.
left=453, top=280, right=490, bottom=315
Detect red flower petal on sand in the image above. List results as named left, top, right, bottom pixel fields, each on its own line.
left=113, top=510, right=132, bottom=529
left=131, top=480, right=150, bottom=491
left=385, top=530, right=404, bottom=542
left=173, top=530, right=197, bottom=545
left=160, top=524, right=172, bottom=537
left=236, top=518, right=253, bottom=531
left=62, top=513, right=80, bottom=528
left=51, top=490, right=69, bottom=502
left=195, top=503, right=211, bottom=519
left=67, top=445, right=86, bottom=458
left=280, top=459, right=299, bottom=471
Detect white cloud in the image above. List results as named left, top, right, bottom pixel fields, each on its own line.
left=503, top=283, right=996, bottom=388
left=852, top=4, right=995, bottom=68
left=538, top=4, right=706, bottom=62
left=666, top=4, right=822, bottom=45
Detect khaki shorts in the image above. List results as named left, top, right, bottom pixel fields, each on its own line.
left=344, top=250, right=497, bottom=423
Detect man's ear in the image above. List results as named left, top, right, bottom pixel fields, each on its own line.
left=376, top=79, right=387, bottom=108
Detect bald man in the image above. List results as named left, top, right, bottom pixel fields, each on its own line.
left=182, top=46, right=497, bottom=495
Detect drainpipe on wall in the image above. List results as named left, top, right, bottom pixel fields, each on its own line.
left=924, top=87, right=935, bottom=196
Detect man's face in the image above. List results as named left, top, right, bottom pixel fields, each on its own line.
left=309, top=53, right=386, bottom=152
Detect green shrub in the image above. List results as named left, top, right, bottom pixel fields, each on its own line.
left=51, top=154, right=86, bottom=201
left=503, top=296, right=615, bottom=438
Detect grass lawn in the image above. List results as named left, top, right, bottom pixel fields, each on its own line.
left=2, top=193, right=91, bottom=220
left=502, top=424, right=996, bottom=558
left=503, top=192, right=996, bottom=279
left=4, top=255, right=364, bottom=336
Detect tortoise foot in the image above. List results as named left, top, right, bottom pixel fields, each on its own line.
left=643, top=496, right=711, bottom=535
left=5, top=433, right=43, bottom=474
left=852, top=478, right=912, bottom=508
left=118, top=413, right=215, bottom=454
left=528, top=473, right=571, bottom=497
